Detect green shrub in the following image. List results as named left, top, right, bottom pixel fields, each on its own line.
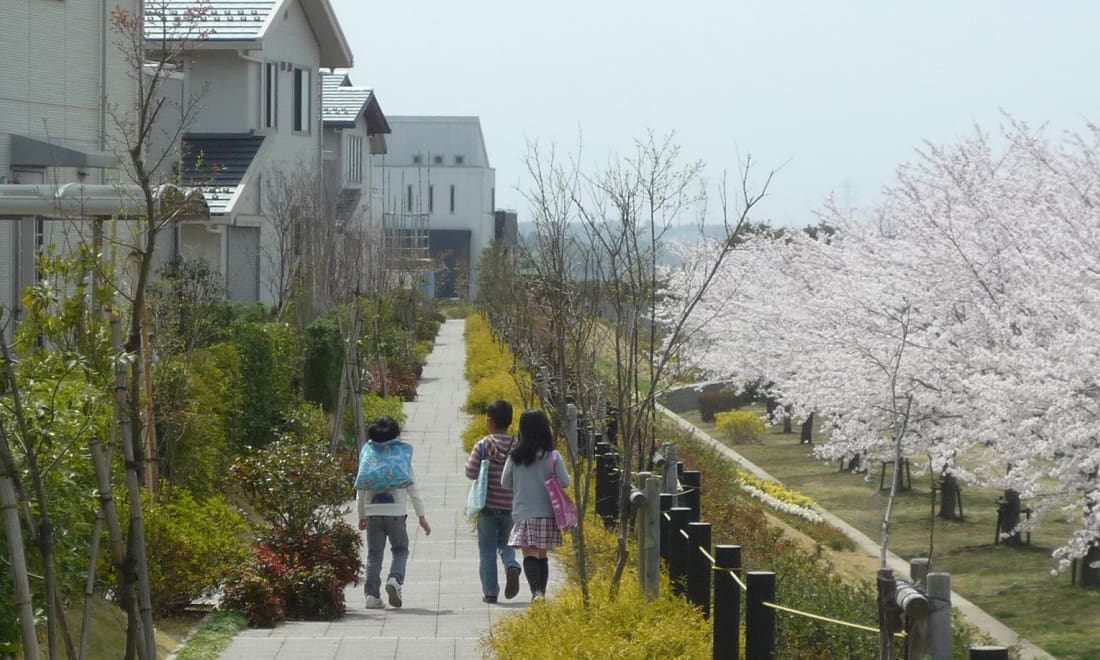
left=714, top=409, right=766, bottom=443
left=156, top=342, right=243, bottom=495
left=361, top=393, right=406, bottom=426
left=230, top=322, right=299, bottom=449
left=303, top=310, right=343, bottom=412
left=231, top=435, right=349, bottom=536
left=108, top=488, right=250, bottom=615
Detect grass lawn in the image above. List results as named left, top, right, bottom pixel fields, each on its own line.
left=677, top=408, right=1100, bottom=660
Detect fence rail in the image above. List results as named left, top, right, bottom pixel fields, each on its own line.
left=596, top=441, right=1010, bottom=660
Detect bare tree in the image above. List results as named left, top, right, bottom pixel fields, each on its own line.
left=105, top=3, right=213, bottom=657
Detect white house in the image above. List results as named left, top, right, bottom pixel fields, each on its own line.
left=320, top=71, right=389, bottom=232
left=147, top=0, right=353, bottom=304
left=371, top=116, right=496, bottom=299
left=0, top=0, right=145, bottom=337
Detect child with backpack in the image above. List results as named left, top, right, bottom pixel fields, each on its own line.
left=356, top=416, right=431, bottom=609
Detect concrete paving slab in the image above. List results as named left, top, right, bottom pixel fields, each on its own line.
left=217, top=320, right=561, bottom=660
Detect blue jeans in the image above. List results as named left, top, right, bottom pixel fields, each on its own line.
left=365, top=515, right=409, bottom=598
left=477, top=508, right=520, bottom=597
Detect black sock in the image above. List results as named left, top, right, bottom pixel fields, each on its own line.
left=538, top=558, right=550, bottom=593
left=523, top=556, right=540, bottom=595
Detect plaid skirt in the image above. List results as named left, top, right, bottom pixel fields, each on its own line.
left=508, top=517, right=563, bottom=549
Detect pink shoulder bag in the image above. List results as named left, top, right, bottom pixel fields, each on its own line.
left=545, top=450, right=578, bottom=530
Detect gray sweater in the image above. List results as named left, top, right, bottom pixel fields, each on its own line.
left=501, top=450, right=572, bottom=523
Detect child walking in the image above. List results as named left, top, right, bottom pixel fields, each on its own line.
left=356, top=416, right=431, bottom=609
left=464, top=400, right=522, bottom=603
left=501, top=409, right=571, bottom=600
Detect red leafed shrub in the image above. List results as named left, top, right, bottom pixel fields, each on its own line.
left=222, top=568, right=285, bottom=628
left=223, top=522, right=362, bottom=624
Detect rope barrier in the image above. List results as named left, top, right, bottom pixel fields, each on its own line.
left=719, top=567, right=747, bottom=592
left=604, top=458, right=909, bottom=643
left=762, top=601, right=906, bottom=639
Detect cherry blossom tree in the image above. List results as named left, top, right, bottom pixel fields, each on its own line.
left=664, top=118, right=1100, bottom=585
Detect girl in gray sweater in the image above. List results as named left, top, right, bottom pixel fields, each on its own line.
left=501, top=409, right=571, bottom=600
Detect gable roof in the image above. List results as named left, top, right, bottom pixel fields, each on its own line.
left=180, top=133, right=266, bottom=214
left=382, top=116, right=491, bottom=169
left=321, top=72, right=390, bottom=134
left=144, top=0, right=353, bottom=68
left=145, top=1, right=275, bottom=43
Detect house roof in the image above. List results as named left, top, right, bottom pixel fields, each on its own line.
left=382, top=116, right=491, bottom=169
left=180, top=133, right=266, bottom=214
left=144, top=0, right=353, bottom=68
left=321, top=72, right=390, bottom=134
left=144, top=1, right=275, bottom=42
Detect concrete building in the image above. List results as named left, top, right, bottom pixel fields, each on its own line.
left=372, top=116, right=496, bottom=300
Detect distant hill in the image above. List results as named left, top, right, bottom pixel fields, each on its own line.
left=515, top=221, right=732, bottom=267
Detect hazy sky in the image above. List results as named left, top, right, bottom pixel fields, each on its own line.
left=329, top=0, right=1100, bottom=227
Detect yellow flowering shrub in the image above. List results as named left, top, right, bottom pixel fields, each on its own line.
left=714, top=409, right=766, bottom=443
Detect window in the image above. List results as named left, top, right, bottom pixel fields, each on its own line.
left=264, top=62, right=277, bottom=129
left=433, top=154, right=443, bottom=165
left=292, top=67, right=310, bottom=132
left=449, top=184, right=455, bottom=214
left=455, top=155, right=465, bottom=165
left=412, top=154, right=422, bottom=164
left=491, top=187, right=495, bottom=210
left=429, top=185, right=434, bottom=213
left=346, top=135, right=363, bottom=183
left=406, top=184, right=414, bottom=212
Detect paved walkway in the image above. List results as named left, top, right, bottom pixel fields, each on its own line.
left=219, top=319, right=560, bottom=660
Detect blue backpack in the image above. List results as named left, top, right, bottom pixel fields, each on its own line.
left=355, top=439, right=414, bottom=491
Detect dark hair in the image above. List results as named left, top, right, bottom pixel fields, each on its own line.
left=486, top=400, right=513, bottom=430
left=511, top=409, right=554, bottom=466
left=368, top=416, right=400, bottom=443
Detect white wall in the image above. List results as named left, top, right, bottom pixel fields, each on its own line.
left=375, top=163, right=495, bottom=298
left=0, top=0, right=137, bottom=182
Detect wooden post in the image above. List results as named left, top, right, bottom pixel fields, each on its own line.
left=877, top=568, right=900, bottom=660
left=667, top=507, right=692, bottom=596
left=745, top=571, right=776, bottom=660
left=663, top=444, right=679, bottom=505
left=910, top=557, right=930, bottom=586
left=607, top=450, right=621, bottom=525
left=635, top=471, right=651, bottom=595
left=927, top=572, right=952, bottom=660
left=713, top=545, right=742, bottom=660
left=659, top=492, right=674, bottom=562
left=681, top=470, right=702, bottom=522
left=565, top=403, right=578, bottom=460
left=644, top=475, right=660, bottom=600
left=969, top=648, right=1009, bottom=660
left=686, top=522, right=713, bottom=619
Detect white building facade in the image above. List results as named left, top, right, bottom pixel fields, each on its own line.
left=372, top=116, right=496, bottom=300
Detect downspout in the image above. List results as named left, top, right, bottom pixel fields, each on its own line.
left=99, top=0, right=108, bottom=185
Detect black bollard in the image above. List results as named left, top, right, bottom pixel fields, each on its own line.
left=745, top=571, right=776, bottom=660
left=667, top=507, right=692, bottom=596
left=659, top=493, right=674, bottom=562
left=681, top=470, right=702, bottom=521
left=686, top=522, right=712, bottom=619
left=713, top=545, right=742, bottom=660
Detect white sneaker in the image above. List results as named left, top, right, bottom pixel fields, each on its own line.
left=385, top=577, right=403, bottom=608
left=364, top=595, right=385, bottom=609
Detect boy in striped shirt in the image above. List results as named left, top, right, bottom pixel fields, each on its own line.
left=464, top=400, right=522, bottom=603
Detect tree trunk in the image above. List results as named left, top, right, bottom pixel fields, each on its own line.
left=112, top=317, right=155, bottom=660
left=1080, top=544, right=1100, bottom=587
left=937, top=474, right=961, bottom=520
left=998, top=489, right=1022, bottom=545
left=799, top=412, right=814, bottom=444
left=0, top=476, right=39, bottom=659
